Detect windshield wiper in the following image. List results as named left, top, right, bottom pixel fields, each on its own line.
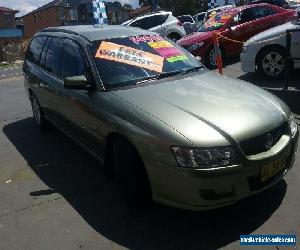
left=180, top=66, right=204, bottom=75
left=136, top=70, right=183, bottom=85
left=135, top=67, right=203, bottom=85
left=156, top=70, right=184, bottom=79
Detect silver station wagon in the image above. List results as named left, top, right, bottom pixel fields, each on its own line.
left=23, top=25, right=298, bottom=210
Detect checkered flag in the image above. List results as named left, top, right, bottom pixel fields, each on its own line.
left=208, top=0, right=217, bottom=9
left=93, top=0, right=108, bottom=24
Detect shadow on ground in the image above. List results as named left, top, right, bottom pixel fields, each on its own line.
left=3, top=118, right=287, bottom=250
left=239, top=70, right=300, bottom=115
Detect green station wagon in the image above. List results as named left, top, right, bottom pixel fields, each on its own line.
left=23, top=25, right=298, bottom=210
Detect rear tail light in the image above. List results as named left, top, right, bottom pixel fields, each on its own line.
left=177, top=21, right=183, bottom=26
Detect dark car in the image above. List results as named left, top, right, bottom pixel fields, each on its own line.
left=178, top=3, right=297, bottom=68
left=23, top=25, right=298, bottom=210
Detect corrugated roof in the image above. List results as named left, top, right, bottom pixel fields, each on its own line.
left=22, top=0, right=69, bottom=17
left=0, top=6, right=18, bottom=12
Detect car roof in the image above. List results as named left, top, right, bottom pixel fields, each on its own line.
left=38, top=25, right=157, bottom=42
left=209, top=4, right=235, bottom=11
left=214, top=3, right=275, bottom=14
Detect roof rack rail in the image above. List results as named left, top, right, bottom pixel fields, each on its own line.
left=39, top=27, right=78, bottom=35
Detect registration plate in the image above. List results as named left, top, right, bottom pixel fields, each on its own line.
left=261, top=157, right=287, bottom=182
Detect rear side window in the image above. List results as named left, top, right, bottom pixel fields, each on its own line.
left=60, top=39, right=86, bottom=79
left=26, top=36, right=47, bottom=65
left=44, top=38, right=63, bottom=76
left=241, top=6, right=276, bottom=23
left=130, top=14, right=168, bottom=29
left=177, top=15, right=194, bottom=23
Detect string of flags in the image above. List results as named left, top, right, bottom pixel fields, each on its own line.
left=208, top=0, right=236, bottom=9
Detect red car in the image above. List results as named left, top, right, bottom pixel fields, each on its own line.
left=177, top=3, right=297, bottom=68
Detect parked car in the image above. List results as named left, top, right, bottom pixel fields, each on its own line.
left=121, top=11, right=186, bottom=41
left=177, top=15, right=197, bottom=35
left=193, top=11, right=206, bottom=27
left=241, top=19, right=300, bottom=78
left=23, top=25, right=298, bottom=211
left=246, top=0, right=292, bottom=9
left=178, top=3, right=297, bottom=68
left=289, top=0, right=300, bottom=8
left=193, top=5, right=235, bottom=27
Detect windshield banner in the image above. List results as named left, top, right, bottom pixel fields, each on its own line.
left=95, top=41, right=164, bottom=73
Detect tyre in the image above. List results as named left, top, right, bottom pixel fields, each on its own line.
left=257, top=47, right=286, bottom=79
left=205, top=46, right=223, bottom=69
left=167, top=33, right=181, bottom=42
left=112, top=137, right=151, bottom=207
left=30, top=93, right=49, bottom=131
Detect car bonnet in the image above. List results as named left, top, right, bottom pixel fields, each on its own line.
left=111, top=71, right=290, bottom=145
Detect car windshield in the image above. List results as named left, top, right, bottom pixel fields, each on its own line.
left=199, top=12, right=233, bottom=32
left=89, top=35, right=204, bottom=88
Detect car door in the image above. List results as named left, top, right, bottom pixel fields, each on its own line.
left=23, top=36, right=47, bottom=107
left=34, top=37, right=64, bottom=124
left=56, top=39, right=105, bottom=157
left=224, top=7, right=275, bottom=57
left=149, top=14, right=169, bottom=35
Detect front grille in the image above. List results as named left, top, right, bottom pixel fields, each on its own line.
left=240, top=123, right=289, bottom=156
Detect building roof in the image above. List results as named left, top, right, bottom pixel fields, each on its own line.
left=22, top=0, right=73, bottom=17
left=0, top=6, right=19, bottom=12
left=39, top=25, right=156, bottom=41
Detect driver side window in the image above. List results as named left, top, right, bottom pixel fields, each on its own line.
left=60, top=39, right=87, bottom=79
left=240, top=9, right=256, bottom=24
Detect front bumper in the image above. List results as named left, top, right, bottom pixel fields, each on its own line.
left=148, top=131, right=299, bottom=211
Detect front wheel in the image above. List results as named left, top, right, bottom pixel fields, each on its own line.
left=257, top=47, right=286, bottom=79
left=112, top=137, right=151, bottom=207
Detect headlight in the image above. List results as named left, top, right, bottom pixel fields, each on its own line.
left=171, top=146, right=238, bottom=169
left=186, top=42, right=204, bottom=52
left=289, top=116, right=298, bottom=137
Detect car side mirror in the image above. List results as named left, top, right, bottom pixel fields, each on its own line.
left=64, top=75, right=88, bottom=90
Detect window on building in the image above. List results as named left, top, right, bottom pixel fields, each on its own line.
left=33, top=15, right=37, bottom=23
left=58, top=7, right=65, bottom=20
left=69, top=8, right=78, bottom=20
left=4, top=13, right=13, bottom=25
left=26, top=36, right=47, bottom=65
left=44, top=38, right=63, bottom=76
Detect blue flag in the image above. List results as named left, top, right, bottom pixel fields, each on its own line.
left=92, top=0, right=108, bottom=24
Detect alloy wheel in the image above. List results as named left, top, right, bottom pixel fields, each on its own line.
left=261, top=51, right=284, bottom=77
left=31, top=95, right=41, bottom=126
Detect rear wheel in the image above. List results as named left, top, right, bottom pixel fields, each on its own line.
left=112, top=137, right=151, bottom=207
left=30, top=94, right=49, bottom=131
left=257, top=47, right=286, bottom=79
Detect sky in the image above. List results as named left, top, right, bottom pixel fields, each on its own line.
left=0, top=0, right=139, bottom=16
